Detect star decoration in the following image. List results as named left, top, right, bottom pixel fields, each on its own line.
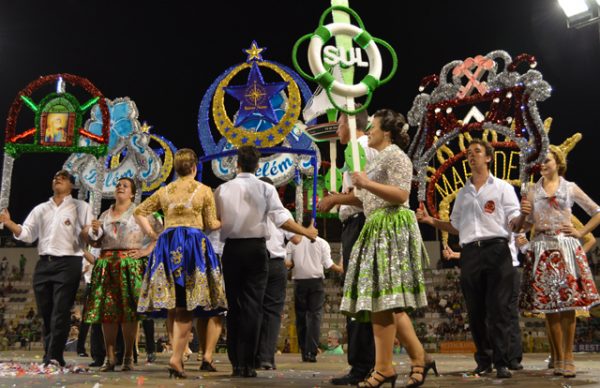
left=140, top=121, right=153, bottom=133
left=224, top=62, right=288, bottom=127
left=243, top=40, right=266, bottom=62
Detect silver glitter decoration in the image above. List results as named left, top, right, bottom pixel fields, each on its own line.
left=0, top=155, right=15, bottom=210
left=63, top=97, right=164, bottom=199
left=407, top=50, right=551, bottom=201
left=295, top=175, right=303, bottom=224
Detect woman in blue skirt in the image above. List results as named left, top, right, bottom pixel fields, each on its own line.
left=134, top=148, right=226, bottom=378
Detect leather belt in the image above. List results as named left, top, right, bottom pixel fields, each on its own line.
left=463, top=237, right=508, bottom=249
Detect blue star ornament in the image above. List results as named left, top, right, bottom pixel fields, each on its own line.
left=224, top=62, right=288, bottom=127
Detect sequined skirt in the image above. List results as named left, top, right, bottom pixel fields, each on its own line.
left=83, top=250, right=145, bottom=323
left=519, top=233, right=600, bottom=314
left=340, top=206, right=428, bottom=322
left=137, top=226, right=228, bottom=315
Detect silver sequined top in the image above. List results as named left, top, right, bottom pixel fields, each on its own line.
left=526, top=177, right=600, bottom=233
left=356, top=144, right=412, bottom=217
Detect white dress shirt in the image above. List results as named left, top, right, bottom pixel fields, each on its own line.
left=450, top=174, right=520, bottom=247
left=339, top=135, right=378, bottom=222
left=266, top=209, right=295, bottom=259
left=286, top=236, right=333, bottom=279
left=215, top=173, right=291, bottom=240
left=15, top=195, right=93, bottom=256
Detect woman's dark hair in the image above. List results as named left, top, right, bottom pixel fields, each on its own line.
left=373, top=109, right=410, bottom=151
left=237, top=145, right=261, bottom=173
left=117, top=177, right=137, bottom=198
left=174, top=148, right=198, bottom=177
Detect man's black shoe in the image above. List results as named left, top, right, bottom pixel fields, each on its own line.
left=259, top=361, right=275, bottom=370
left=301, top=354, right=308, bottom=362
left=89, top=359, right=104, bottom=367
left=78, top=352, right=89, bottom=357
left=496, top=366, right=512, bottom=378
left=147, top=353, right=157, bottom=363
left=473, top=365, right=493, bottom=375
left=305, top=352, right=317, bottom=363
left=508, top=361, right=523, bottom=371
left=231, top=366, right=242, bottom=377
left=330, top=373, right=363, bottom=385
left=242, top=367, right=257, bottom=377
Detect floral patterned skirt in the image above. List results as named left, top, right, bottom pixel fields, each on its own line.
left=137, top=226, right=227, bottom=315
left=83, top=250, right=145, bottom=323
left=519, top=233, right=600, bottom=314
left=340, top=206, right=428, bottom=322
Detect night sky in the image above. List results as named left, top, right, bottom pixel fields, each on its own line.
left=1, top=0, right=599, bottom=227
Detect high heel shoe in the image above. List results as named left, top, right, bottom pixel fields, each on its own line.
left=563, top=360, right=576, bottom=378
left=405, top=365, right=427, bottom=388
left=99, top=360, right=116, bottom=372
left=168, top=361, right=187, bottom=379
left=424, top=359, right=439, bottom=377
left=357, top=369, right=398, bottom=388
left=553, top=360, right=564, bottom=376
left=121, top=357, right=134, bottom=372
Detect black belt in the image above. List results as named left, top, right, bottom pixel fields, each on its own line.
left=463, top=237, right=508, bottom=249
left=39, top=255, right=79, bottom=261
left=341, top=212, right=362, bottom=226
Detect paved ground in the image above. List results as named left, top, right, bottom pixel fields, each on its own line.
left=0, top=351, right=599, bottom=387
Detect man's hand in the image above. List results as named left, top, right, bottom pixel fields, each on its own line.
left=0, top=209, right=11, bottom=224
left=520, top=198, right=532, bottom=216
left=415, top=203, right=433, bottom=225
left=91, top=219, right=101, bottom=235
left=316, top=194, right=336, bottom=213
left=128, top=248, right=149, bottom=259
left=305, top=224, right=318, bottom=242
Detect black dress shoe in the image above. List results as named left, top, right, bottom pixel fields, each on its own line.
left=496, top=366, right=512, bottom=378
left=147, top=353, right=157, bottom=363
left=242, top=367, right=257, bottom=377
left=259, top=361, right=275, bottom=370
left=301, top=354, right=308, bottom=362
left=305, top=352, right=317, bottom=362
left=78, top=352, right=89, bottom=357
left=89, top=359, right=104, bottom=367
left=473, top=365, right=492, bottom=375
left=231, top=366, right=242, bottom=377
left=508, top=360, right=523, bottom=370
left=330, top=373, right=363, bottom=385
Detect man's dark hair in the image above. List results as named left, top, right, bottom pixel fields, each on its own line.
left=237, top=145, right=261, bottom=173
left=259, top=176, right=274, bottom=186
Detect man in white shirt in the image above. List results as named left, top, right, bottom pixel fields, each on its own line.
left=0, top=170, right=93, bottom=367
left=214, top=145, right=318, bottom=378
left=255, top=177, right=297, bottom=371
left=417, top=139, right=522, bottom=379
left=316, top=108, right=378, bottom=385
left=286, top=231, right=343, bottom=363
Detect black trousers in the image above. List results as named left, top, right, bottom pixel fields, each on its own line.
left=222, top=238, right=269, bottom=369
left=33, top=255, right=82, bottom=362
left=341, top=213, right=375, bottom=377
left=294, top=278, right=324, bottom=356
left=460, top=240, right=514, bottom=368
left=508, top=268, right=523, bottom=364
left=256, top=257, right=287, bottom=365
left=77, top=283, right=106, bottom=362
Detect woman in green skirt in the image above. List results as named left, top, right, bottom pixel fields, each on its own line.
left=339, top=109, right=432, bottom=388
left=83, top=177, right=159, bottom=371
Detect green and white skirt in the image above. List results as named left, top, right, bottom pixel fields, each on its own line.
left=340, top=206, right=428, bottom=322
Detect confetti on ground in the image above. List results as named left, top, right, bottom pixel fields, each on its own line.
left=0, top=362, right=89, bottom=377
